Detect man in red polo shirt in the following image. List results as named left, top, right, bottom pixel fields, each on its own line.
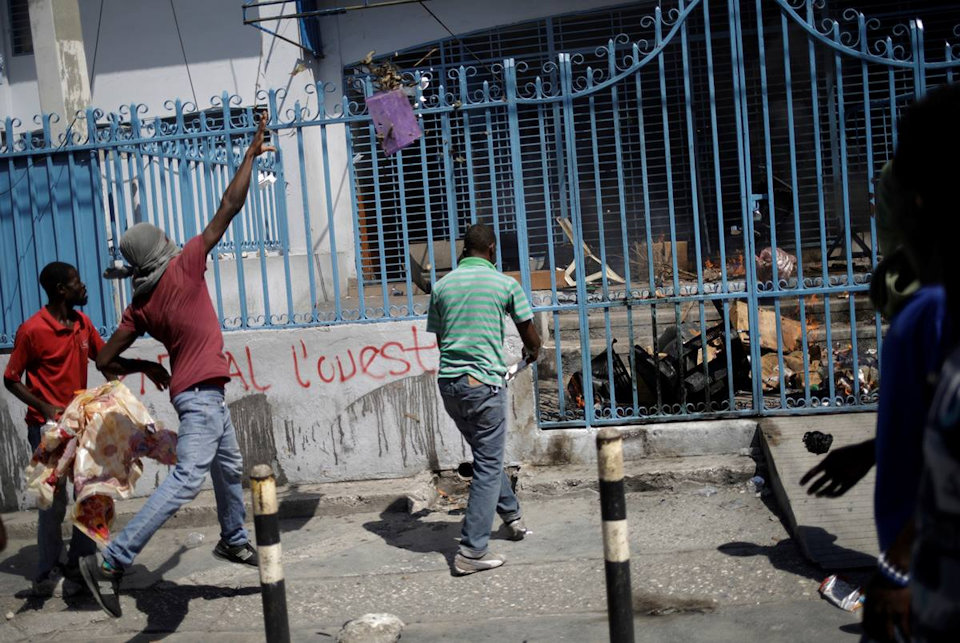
left=3, top=262, right=167, bottom=597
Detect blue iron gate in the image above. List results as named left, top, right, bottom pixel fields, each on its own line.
left=341, top=0, right=960, bottom=427
left=1, top=0, right=958, bottom=428
left=0, top=117, right=114, bottom=341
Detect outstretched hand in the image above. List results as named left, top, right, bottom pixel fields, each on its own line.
left=799, top=439, right=875, bottom=497
left=246, top=111, right=276, bottom=158
left=143, top=362, right=171, bottom=391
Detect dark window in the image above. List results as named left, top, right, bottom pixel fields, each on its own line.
left=8, top=0, right=33, bottom=56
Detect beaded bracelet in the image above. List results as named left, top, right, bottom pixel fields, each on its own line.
left=877, top=551, right=910, bottom=588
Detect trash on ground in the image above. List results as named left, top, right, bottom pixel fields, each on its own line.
left=818, top=574, right=864, bottom=611
left=834, top=346, right=879, bottom=397
left=803, top=431, right=834, bottom=455
left=755, top=247, right=798, bottom=283
left=746, top=476, right=765, bottom=494
left=731, top=301, right=802, bottom=352
left=693, top=485, right=718, bottom=497
left=336, top=612, right=405, bottom=643
left=561, top=299, right=756, bottom=413
left=720, top=498, right=746, bottom=510
left=566, top=339, right=635, bottom=409
left=184, top=532, right=205, bottom=549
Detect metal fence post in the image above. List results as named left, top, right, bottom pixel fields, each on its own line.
left=596, top=428, right=635, bottom=643
left=250, top=464, right=290, bottom=643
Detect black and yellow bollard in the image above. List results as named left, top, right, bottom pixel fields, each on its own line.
left=251, top=464, right=290, bottom=643
left=596, top=428, right=635, bottom=643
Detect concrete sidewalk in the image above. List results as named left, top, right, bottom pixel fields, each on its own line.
left=0, top=454, right=865, bottom=643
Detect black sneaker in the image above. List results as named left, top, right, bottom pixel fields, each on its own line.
left=60, top=564, right=90, bottom=598
left=61, top=563, right=84, bottom=584
left=212, top=540, right=258, bottom=567
left=79, top=554, right=122, bottom=617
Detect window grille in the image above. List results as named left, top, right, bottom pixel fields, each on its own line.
left=8, top=0, right=33, bottom=56
left=344, top=1, right=960, bottom=284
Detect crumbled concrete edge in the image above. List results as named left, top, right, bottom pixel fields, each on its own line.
left=516, top=455, right=757, bottom=497
left=4, top=471, right=440, bottom=539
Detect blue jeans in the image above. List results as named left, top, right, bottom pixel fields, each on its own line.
left=103, top=386, right=248, bottom=569
left=438, top=375, right=521, bottom=557
left=28, top=425, right=97, bottom=580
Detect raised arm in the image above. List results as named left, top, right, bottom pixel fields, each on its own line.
left=202, top=111, right=276, bottom=254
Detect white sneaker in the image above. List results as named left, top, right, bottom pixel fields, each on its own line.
left=505, top=518, right=528, bottom=541
left=454, top=551, right=505, bottom=576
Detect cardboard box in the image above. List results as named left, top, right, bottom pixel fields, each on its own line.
left=503, top=269, right=569, bottom=291
left=731, top=300, right=802, bottom=352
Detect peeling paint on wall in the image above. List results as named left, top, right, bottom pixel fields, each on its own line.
left=229, top=393, right=287, bottom=486
left=333, top=373, right=453, bottom=471
left=0, top=401, right=32, bottom=510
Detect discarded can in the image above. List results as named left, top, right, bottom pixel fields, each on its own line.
left=818, top=574, right=864, bottom=611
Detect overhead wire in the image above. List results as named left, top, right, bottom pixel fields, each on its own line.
left=169, top=0, right=199, bottom=108
left=416, top=1, right=493, bottom=75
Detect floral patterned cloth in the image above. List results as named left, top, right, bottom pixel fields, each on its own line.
left=24, top=381, right=177, bottom=545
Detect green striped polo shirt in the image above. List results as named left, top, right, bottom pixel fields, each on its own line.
left=426, top=256, right=534, bottom=386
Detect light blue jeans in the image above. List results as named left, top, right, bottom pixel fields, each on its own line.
left=28, top=425, right=97, bottom=580
left=103, top=386, right=249, bottom=569
left=438, top=375, right=521, bottom=557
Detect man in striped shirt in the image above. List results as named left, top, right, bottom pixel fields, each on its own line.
left=427, top=223, right=542, bottom=575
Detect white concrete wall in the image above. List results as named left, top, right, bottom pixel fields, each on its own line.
left=0, top=318, right=553, bottom=511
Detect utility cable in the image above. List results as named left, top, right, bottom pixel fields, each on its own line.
left=417, top=1, right=492, bottom=74
left=169, top=0, right=199, bottom=108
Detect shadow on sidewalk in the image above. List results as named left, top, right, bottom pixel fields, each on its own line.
left=716, top=537, right=825, bottom=583
left=717, top=526, right=872, bottom=585
left=0, top=543, right=38, bottom=581
left=277, top=492, right=321, bottom=533
left=125, top=582, right=261, bottom=641
left=362, top=499, right=461, bottom=575
left=123, top=544, right=259, bottom=641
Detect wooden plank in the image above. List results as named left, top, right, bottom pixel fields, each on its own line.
left=731, top=301, right=803, bottom=352
left=503, top=269, right=568, bottom=291
left=760, top=414, right=878, bottom=570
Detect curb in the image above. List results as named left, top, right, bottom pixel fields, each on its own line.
left=518, top=454, right=756, bottom=496
left=1, top=455, right=756, bottom=540
left=1, top=471, right=439, bottom=541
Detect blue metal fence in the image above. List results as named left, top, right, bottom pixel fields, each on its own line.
left=2, top=0, right=958, bottom=427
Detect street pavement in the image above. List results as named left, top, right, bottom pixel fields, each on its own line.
left=0, top=471, right=866, bottom=642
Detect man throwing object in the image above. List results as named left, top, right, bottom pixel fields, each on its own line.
left=80, top=112, right=275, bottom=617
